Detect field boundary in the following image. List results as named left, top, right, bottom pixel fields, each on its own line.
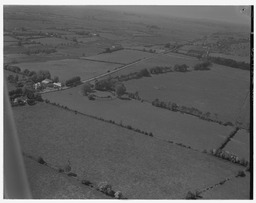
left=22, top=152, right=126, bottom=199
left=80, top=58, right=126, bottom=65
left=41, top=99, right=247, bottom=168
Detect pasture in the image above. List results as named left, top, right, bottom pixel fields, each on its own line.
left=13, top=103, right=245, bottom=199
left=43, top=87, right=233, bottom=151
left=209, top=53, right=250, bottom=63
left=123, top=64, right=250, bottom=126
left=24, top=157, right=108, bottom=199
left=32, top=37, right=74, bottom=46
left=224, top=129, right=250, bottom=160
left=106, top=53, right=200, bottom=78
left=83, top=49, right=155, bottom=64
left=203, top=173, right=250, bottom=199
left=4, top=35, right=19, bottom=42
left=16, top=59, right=121, bottom=82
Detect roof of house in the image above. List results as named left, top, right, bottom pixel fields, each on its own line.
left=42, top=79, right=53, bottom=84
left=53, top=82, right=62, bottom=86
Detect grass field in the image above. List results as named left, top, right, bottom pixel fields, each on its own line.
left=43, top=87, right=233, bottom=151
left=16, top=59, right=121, bottom=82
left=83, top=49, right=155, bottom=64
left=4, top=35, right=19, bottom=42
left=203, top=173, right=250, bottom=199
left=32, top=37, right=74, bottom=46
left=123, top=64, right=250, bottom=126
left=224, top=129, right=250, bottom=160
left=105, top=53, right=200, bottom=78
left=209, top=53, right=250, bottom=63
left=24, top=157, right=109, bottom=199
left=13, top=103, right=245, bottom=199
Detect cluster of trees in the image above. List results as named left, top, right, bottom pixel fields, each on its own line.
left=5, top=64, right=56, bottom=84
left=152, top=99, right=234, bottom=127
left=149, top=66, right=172, bottom=74
left=65, top=76, right=81, bottom=87
left=97, top=182, right=123, bottom=199
left=94, top=78, right=127, bottom=97
left=193, top=61, right=212, bottom=71
left=25, top=70, right=52, bottom=83
left=81, top=82, right=93, bottom=96
left=9, top=84, right=43, bottom=107
left=7, top=74, right=19, bottom=84
left=24, top=48, right=56, bottom=55
left=208, top=56, right=250, bottom=71
left=207, top=149, right=249, bottom=167
left=174, top=64, right=189, bottom=72
left=127, top=91, right=141, bottom=101
left=115, top=83, right=126, bottom=97
left=117, top=68, right=151, bottom=82
left=95, top=78, right=117, bottom=91
left=142, top=48, right=156, bottom=53
left=5, top=65, right=21, bottom=73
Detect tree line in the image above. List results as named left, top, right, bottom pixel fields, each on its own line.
left=207, top=56, right=250, bottom=71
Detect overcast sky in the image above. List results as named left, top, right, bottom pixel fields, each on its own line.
left=105, top=6, right=251, bottom=26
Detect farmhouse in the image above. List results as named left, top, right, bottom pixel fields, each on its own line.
left=105, top=44, right=123, bottom=53
left=53, top=82, right=62, bottom=89
left=41, top=79, right=53, bottom=85
left=41, top=79, right=53, bottom=87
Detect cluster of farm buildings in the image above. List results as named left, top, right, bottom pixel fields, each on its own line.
left=34, top=79, right=62, bottom=90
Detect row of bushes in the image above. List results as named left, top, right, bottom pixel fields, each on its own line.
left=44, top=99, right=154, bottom=138
left=4, top=65, right=21, bottom=73
left=24, top=48, right=56, bottom=55
left=117, top=68, right=151, bottom=82
left=205, top=148, right=249, bottom=167
left=151, top=99, right=234, bottom=127
left=65, top=76, right=81, bottom=87
left=208, top=56, right=250, bottom=71
left=97, top=182, right=123, bottom=199
left=149, top=64, right=189, bottom=75
left=193, top=61, right=212, bottom=71
left=149, top=66, right=172, bottom=74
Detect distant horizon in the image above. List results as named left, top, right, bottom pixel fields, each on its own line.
left=99, top=6, right=251, bottom=26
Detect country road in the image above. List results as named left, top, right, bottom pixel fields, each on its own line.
left=41, top=47, right=179, bottom=94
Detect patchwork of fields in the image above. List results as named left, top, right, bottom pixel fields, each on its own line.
left=5, top=6, right=251, bottom=199
left=123, top=64, right=250, bottom=127
left=105, top=52, right=200, bottom=78
left=82, top=49, right=155, bottom=64
left=16, top=59, right=121, bottom=82
left=43, top=86, right=233, bottom=151
left=13, top=103, right=245, bottom=199
left=223, top=129, right=250, bottom=161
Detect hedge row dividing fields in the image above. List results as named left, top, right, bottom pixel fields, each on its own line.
left=43, top=99, right=248, bottom=169
left=13, top=103, right=246, bottom=199
left=23, top=153, right=125, bottom=199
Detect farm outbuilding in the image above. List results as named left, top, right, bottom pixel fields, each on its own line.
left=53, top=82, right=62, bottom=89
left=41, top=79, right=53, bottom=85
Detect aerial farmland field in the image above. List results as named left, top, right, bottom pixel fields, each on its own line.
left=123, top=64, right=250, bottom=127
left=16, top=59, right=121, bottom=82
left=4, top=5, right=251, bottom=200
left=105, top=52, right=200, bottom=78
left=32, top=37, right=74, bottom=46
left=43, top=87, right=233, bottom=151
left=223, top=129, right=250, bottom=160
left=82, top=49, right=155, bottom=64
left=13, top=103, right=246, bottom=199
